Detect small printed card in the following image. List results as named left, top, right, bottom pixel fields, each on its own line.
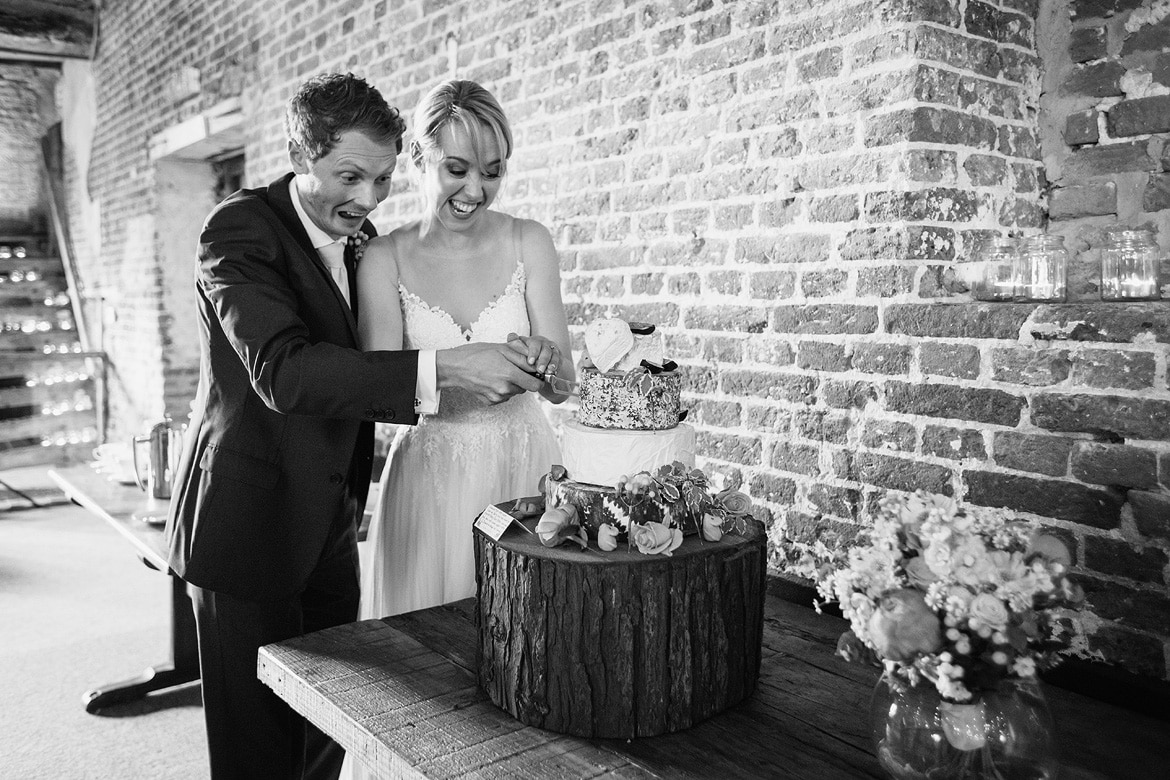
left=475, top=504, right=530, bottom=540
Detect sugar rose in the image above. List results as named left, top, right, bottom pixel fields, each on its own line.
left=535, top=505, right=585, bottom=549
left=701, top=513, right=724, bottom=542
left=716, top=489, right=753, bottom=516
left=632, top=521, right=683, bottom=556
left=597, top=523, right=619, bottom=552
left=867, top=588, right=944, bottom=663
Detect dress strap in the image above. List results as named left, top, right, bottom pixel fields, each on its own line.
left=512, top=216, right=524, bottom=279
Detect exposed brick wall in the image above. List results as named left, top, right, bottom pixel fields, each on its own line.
left=60, top=0, right=1169, bottom=680
left=0, top=65, right=58, bottom=232
left=1029, top=0, right=1170, bottom=678
left=1042, top=0, right=1170, bottom=289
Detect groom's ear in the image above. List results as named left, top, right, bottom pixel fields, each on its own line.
left=288, top=141, right=309, bottom=174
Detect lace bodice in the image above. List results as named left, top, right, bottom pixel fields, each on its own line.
left=399, top=261, right=529, bottom=350
left=398, top=261, right=539, bottom=428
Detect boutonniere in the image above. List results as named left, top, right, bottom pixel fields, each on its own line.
left=348, top=230, right=369, bottom=264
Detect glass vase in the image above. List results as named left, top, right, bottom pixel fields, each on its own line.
left=871, top=673, right=1058, bottom=780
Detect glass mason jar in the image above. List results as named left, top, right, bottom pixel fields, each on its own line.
left=1015, top=235, right=1068, bottom=302
left=872, top=673, right=1058, bottom=780
left=1101, top=228, right=1161, bottom=301
left=971, top=237, right=1018, bottom=301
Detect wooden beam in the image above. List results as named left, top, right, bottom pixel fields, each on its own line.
left=0, top=0, right=95, bottom=62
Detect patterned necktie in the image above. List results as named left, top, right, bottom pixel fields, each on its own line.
left=319, top=240, right=350, bottom=307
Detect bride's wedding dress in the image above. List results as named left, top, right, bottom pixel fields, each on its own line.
left=359, top=258, right=561, bottom=620
left=341, top=241, right=562, bottom=780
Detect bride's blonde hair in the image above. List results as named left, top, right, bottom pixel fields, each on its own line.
left=410, top=80, right=513, bottom=237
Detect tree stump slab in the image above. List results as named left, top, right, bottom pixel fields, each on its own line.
left=474, top=510, right=767, bottom=738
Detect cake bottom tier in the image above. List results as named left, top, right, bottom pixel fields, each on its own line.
left=474, top=514, right=767, bottom=738
left=546, top=477, right=686, bottom=537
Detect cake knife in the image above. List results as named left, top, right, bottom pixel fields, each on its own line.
left=527, top=370, right=579, bottom=396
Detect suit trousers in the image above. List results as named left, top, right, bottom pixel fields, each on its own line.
left=188, top=512, right=361, bottom=780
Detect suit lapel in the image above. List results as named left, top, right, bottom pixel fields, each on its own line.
left=265, top=174, right=361, bottom=342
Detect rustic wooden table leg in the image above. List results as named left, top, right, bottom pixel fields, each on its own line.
left=83, top=568, right=200, bottom=713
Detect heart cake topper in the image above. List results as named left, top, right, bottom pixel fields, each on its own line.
left=585, top=318, right=634, bottom=373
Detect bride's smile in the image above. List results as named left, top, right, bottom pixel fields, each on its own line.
left=423, top=123, right=504, bottom=235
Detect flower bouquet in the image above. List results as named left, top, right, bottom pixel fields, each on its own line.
left=788, top=491, right=1081, bottom=779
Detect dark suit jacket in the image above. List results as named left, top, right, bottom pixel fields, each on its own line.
left=166, top=173, right=418, bottom=601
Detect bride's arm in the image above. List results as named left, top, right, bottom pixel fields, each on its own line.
left=518, top=218, right=574, bottom=404
left=357, top=235, right=404, bottom=351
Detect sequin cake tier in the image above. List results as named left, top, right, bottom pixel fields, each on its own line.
left=575, top=367, right=681, bottom=430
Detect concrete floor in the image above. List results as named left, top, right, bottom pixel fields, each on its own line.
left=0, top=464, right=208, bottom=779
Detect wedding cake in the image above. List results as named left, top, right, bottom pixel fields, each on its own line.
left=474, top=318, right=767, bottom=739
left=547, top=318, right=697, bottom=536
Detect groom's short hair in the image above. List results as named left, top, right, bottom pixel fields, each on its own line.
left=285, top=73, right=406, bottom=162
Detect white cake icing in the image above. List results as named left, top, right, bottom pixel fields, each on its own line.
left=560, top=419, right=695, bottom=487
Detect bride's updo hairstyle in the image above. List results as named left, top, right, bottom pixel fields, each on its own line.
left=410, top=80, right=513, bottom=234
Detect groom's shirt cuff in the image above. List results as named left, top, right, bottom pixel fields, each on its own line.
left=414, top=350, right=439, bottom=415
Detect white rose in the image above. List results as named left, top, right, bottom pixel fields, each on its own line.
left=968, top=593, right=1009, bottom=633
left=924, top=540, right=952, bottom=578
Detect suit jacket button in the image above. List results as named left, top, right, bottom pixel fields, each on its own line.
left=329, top=473, right=344, bottom=484
left=385, top=410, right=395, bottom=420
left=364, top=408, right=375, bottom=418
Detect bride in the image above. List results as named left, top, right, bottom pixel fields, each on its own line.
left=354, top=80, right=573, bottom=636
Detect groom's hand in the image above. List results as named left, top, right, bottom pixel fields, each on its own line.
left=435, top=342, right=545, bottom=405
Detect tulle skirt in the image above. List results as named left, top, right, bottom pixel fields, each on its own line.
left=360, top=391, right=559, bottom=620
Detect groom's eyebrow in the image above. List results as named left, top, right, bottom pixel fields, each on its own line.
left=338, top=159, right=396, bottom=177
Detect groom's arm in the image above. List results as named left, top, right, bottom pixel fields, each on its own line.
left=198, top=193, right=420, bottom=422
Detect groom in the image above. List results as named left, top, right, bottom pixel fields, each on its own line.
left=165, top=73, right=550, bottom=780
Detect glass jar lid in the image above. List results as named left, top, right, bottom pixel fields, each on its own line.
left=1104, top=227, right=1156, bottom=245
left=1021, top=233, right=1066, bottom=249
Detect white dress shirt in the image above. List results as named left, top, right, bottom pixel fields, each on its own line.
left=289, top=179, right=438, bottom=414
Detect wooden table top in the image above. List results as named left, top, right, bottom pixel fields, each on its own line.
left=258, top=594, right=1168, bottom=779
left=48, top=464, right=172, bottom=571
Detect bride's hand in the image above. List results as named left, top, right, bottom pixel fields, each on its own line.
left=506, top=332, right=560, bottom=379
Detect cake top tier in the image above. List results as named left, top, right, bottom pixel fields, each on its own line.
left=583, top=318, right=669, bottom=374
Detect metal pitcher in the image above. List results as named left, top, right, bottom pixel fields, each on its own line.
left=133, top=419, right=184, bottom=499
